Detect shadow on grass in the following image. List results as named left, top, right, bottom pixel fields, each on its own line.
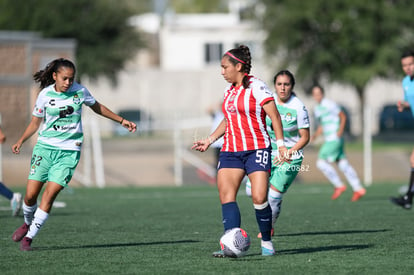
left=279, top=244, right=373, bottom=255
left=35, top=239, right=199, bottom=251
left=278, top=228, right=391, bottom=237
left=238, top=243, right=374, bottom=258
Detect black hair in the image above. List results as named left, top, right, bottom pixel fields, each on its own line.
left=33, top=58, right=76, bottom=89
left=273, top=70, right=296, bottom=89
left=401, top=50, right=414, bottom=59
left=224, top=45, right=252, bottom=89
left=312, top=84, right=325, bottom=95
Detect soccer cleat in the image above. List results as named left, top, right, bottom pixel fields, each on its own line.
left=12, top=223, right=30, bottom=242
left=331, top=185, right=347, bottom=200
left=11, top=192, right=22, bottom=216
left=390, top=195, right=412, bottom=210
left=351, top=188, right=366, bottom=202
left=261, top=246, right=276, bottom=256
left=20, top=237, right=33, bottom=251
left=212, top=249, right=226, bottom=258
left=257, top=228, right=275, bottom=239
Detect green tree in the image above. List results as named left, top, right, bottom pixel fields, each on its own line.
left=0, top=0, right=147, bottom=84
left=261, top=0, right=414, bottom=125
left=169, top=0, right=227, bottom=13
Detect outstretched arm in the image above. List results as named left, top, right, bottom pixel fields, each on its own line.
left=192, top=118, right=226, bottom=152
left=89, top=101, right=137, bottom=133
left=12, top=116, right=43, bottom=154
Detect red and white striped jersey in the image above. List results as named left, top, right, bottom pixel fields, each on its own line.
left=221, top=76, right=274, bottom=152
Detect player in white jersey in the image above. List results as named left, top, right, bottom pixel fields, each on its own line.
left=192, top=45, right=287, bottom=257
left=11, top=58, right=136, bottom=251
left=311, top=85, right=366, bottom=202
left=246, top=70, right=310, bottom=238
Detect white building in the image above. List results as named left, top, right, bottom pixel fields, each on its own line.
left=85, top=8, right=403, bottom=137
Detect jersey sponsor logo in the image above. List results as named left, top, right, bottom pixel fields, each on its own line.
left=35, top=106, right=44, bottom=114
left=53, top=125, right=77, bottom=131
left=59, top=105, right=74, bottom=118
left=49, top=99, right=56, bottom=106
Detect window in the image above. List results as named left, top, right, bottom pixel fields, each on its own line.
left=204, top=43, right=223, bottom=64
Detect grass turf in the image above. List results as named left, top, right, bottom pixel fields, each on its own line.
left=0, top=183, right=413, bottom=274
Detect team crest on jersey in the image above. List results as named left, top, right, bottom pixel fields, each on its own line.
left=284, top=112, right=293, bottom=122
left=227, top=104, right=236, bottom=113
left=73, top=94, right=80, bottom=104
left=30, top=165, right=36, bottom=175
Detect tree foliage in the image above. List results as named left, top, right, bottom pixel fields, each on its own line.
left=0, top=0, right=146, bottom=84
left=261, top=0, right=414, bottom=95
left=169, top=0, right=227, bottom=13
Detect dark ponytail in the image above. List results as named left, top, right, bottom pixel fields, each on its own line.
left=33, top=58, right=76, bottom=89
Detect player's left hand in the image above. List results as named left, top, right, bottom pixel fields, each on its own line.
left=122, top=120, right=137, bottom=133
left=273, top=146, right=291, bottom=166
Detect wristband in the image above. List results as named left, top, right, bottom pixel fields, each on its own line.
left=120, top=118, right=124, bottom=124
left=276, top=139, right=285, bottom=147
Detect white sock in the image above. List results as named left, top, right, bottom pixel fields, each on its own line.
left=338, top=159, right=363, bottom=191
left=268, top=188, right=283, bottom=227
left=22, top=202, right=37, bottom=225
left=26, top=208, right=49, bottom=239
left=261, top=240, right=274, bottom=250
left=316, top=159, right=344, bottom=188
left=245, top=180, right=252, bottom=197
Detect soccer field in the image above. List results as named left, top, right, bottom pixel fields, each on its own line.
left=1, top=183, right=413, bottom=274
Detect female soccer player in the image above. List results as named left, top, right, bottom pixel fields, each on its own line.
left=311, top=85, right=366, bottom=201
left=11, top=58, right=136, bottom=251
left=246, top=70, right=310, bottom=238
left=192, top=45, right=287, bottom=257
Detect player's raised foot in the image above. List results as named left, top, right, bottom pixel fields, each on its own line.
left=212, top=249, right=226, bottom=258
left=12, top=223, right=29, bottom=242
left=390, top=195, right=412, bottom=210
left=257, top=228, right=274, bottom=239
left=20, top=237, right=33, bottom=251
left=331, top=185, right=347, bottom=200
left=261, top=240, right=275, bottom=256
left=351, top=188, right=366, bottom=202
left=11, top=192, right=22, bottom=216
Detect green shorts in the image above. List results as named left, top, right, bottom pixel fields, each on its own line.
left=28, top=144, right=81, bottom=187
left=270, top=157, right=303, bottom=193
left=318, top=139, right=346, bottom=162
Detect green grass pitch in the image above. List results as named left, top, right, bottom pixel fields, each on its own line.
left=1, top=183, right=413, bottom=274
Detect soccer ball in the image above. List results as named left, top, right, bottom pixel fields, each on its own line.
left=220, top=227, right=251, bottom=258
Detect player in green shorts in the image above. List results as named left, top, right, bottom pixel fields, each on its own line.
left=246, top=70, right=310, bottom=238
left=311, top=85, right=366, bottom=202
left=11, top=58, right=137, bottom=251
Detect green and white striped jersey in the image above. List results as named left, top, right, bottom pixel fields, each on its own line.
left=32, top=82, right=96, bottom=151
left=314, top=98, right=341, bottom=142
left=266, top=93, right=310, bottom=159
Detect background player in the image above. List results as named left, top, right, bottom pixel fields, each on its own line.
left=390, top=50, right=414, bottom=209
left=311, top=85, right=366, bottom=201
left=246, top=70, right=310, bottom=238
